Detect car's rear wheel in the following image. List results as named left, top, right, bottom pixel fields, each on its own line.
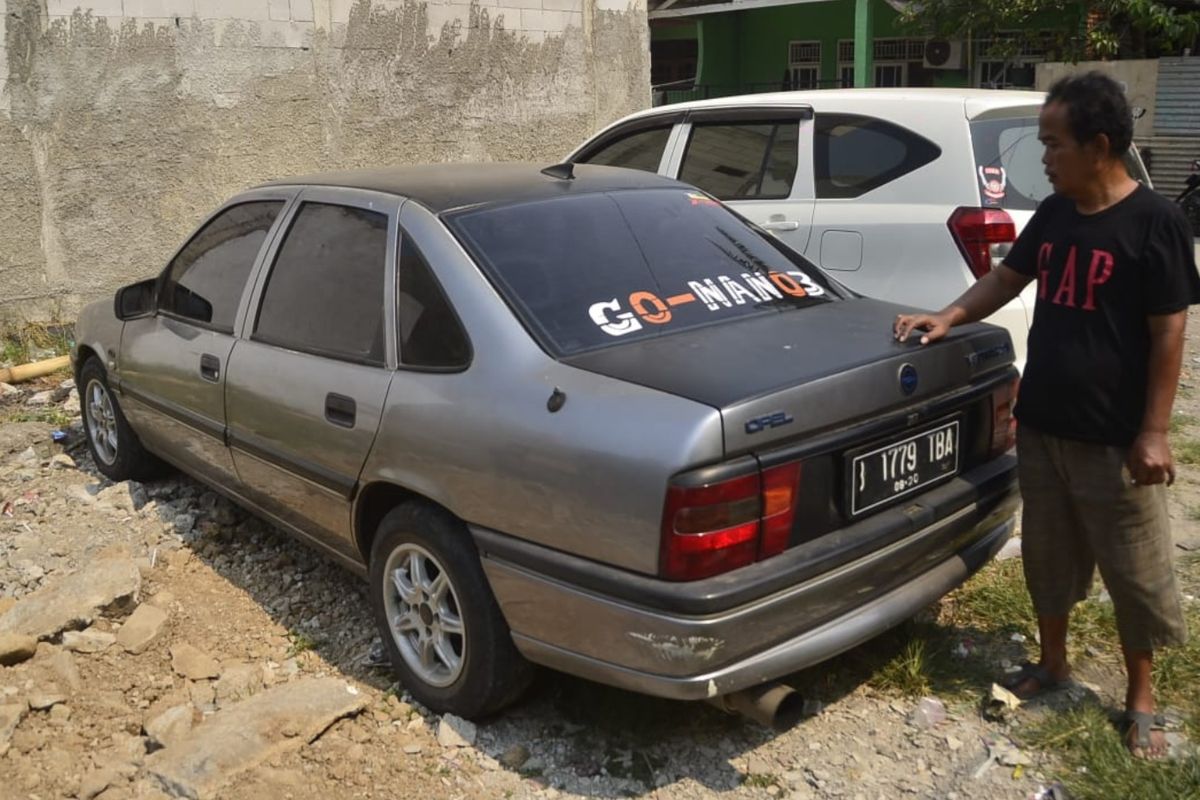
left=369, top=503, right=533, bottom=718
left=79, top=358, right=167, bottom=483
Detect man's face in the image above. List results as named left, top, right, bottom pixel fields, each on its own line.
left=1038, top=101, right=1100, bottom=199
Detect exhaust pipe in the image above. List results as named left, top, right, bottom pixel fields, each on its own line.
left=705, top=681, right=806, bottom=731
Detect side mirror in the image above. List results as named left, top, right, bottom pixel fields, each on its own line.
left=114, top=279, right=157, bottom=320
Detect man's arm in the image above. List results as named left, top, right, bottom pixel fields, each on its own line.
left=1129, top=310, right=1188, bottom=486
left=894, top=265, right=1033, bottom=345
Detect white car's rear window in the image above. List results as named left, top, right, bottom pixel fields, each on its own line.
left=970, top=116, right=1150, bottom=211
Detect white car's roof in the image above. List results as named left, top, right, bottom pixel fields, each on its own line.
left=637, top=87, right=1046, bottom=118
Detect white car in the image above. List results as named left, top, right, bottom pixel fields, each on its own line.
left=568, top=88, right=1153, bottom=370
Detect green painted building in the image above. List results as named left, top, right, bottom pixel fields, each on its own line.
left=649, top=0, right=1080, bottom=104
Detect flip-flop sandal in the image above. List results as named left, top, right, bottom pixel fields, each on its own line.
left=1120, top=711, right=1169, bottom=760
left=1000, top=661, right=1064, bottom=699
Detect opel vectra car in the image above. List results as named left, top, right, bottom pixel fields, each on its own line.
left=568, top=88, right=1154, bottom=372
left=73, top=164, right=1019, bottom=720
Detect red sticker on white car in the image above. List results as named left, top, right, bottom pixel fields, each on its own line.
left=978, top=165, right=1007, bottom=204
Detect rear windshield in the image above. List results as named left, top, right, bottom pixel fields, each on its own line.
left=448, top=189, right=838, bottom=356
left=970, top=116, right=1151, bottom=210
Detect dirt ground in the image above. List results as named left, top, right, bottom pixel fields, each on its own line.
left=1, top=300, right=1199, bottom=800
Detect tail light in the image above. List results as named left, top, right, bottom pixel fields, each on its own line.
left=990, top=378, right=1020, bottom=458
left=660, top=462, right=802, bottom=581
left=948, top=207, right=1017, bottom=280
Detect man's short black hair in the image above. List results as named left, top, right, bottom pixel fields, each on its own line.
left=1044, top=71, right=1134, bottom=158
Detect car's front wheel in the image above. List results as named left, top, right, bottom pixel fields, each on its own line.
left=79, top=358, right=167, bottom=483
left=369, top=503, right=533, bottom=718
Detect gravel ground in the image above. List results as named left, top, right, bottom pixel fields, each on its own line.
left=3, top=296, right=1200, bottom=799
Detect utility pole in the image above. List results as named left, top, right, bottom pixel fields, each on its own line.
left=854, top=0, right=874, bottom=87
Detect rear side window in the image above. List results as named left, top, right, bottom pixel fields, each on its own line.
left=159, top=201, right=283, bottom=332
left=397, top=241, right=470, bottom=369
left=578, top=126, right=672, bottom=173
left=970, top=117, right=1049, bottom=210
left=678, top=122, right=799, bottom=200
left=970, top=115, right=1151, bottom=210
left=814, top=114, right=940, bottom=198
left=448, top=188, right=836, bottom=356
left=254, top=202, right=388, bottom=366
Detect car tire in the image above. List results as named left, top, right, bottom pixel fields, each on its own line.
left=78, top=358, right=168, bottom=483
left=369, top=502, right=533, bottom=718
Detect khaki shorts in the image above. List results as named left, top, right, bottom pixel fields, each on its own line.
left=1017, top=424, right=1188, bottom=652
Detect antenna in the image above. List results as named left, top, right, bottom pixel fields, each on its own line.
left=540, top=162, right=575, bottom=180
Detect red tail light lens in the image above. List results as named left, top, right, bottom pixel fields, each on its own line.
left=948, top=207, right=1017, bottom=280
left=990, top=378, right=1019, bottom=457
left=660, top=462, right=802, bottom=581
left=760, top=462, right=802, bottom=559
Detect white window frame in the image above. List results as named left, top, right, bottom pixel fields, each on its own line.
left=788, top=40, right=821, bottom=89
left=973, top=32, right=1046, bottom=89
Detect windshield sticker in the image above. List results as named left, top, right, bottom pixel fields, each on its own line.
left=978, top=165, right=1007, bottom=204
left=687, top=192, right=720, bottom=207
left=587, top=270, right=826, bottom=338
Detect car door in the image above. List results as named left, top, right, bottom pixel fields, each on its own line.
left=117, top=193, right=293, bottom=485
left=224, top=188, right=398, bottom=560
left=668, top=109, right=817, bottom=255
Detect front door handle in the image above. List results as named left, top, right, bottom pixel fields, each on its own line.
left=325, top=393, right=357, bottom=429
left=199, top=354, right=221, bottom=383
left=762, top=220, right=800, bottom=232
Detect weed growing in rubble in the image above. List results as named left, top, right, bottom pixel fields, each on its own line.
left=287, top=630, right=318, bottom=657
left=3, top=407, right=74, bottom=428
left=0, top=321, right=73, bottom=366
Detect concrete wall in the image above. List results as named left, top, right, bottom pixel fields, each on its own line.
left=1036, top=59, right=1159, bottom=139
left=0, top=0, right=650, bottom=320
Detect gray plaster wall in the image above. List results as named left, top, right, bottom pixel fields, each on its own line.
left=0, top=0, right=650, bottom=320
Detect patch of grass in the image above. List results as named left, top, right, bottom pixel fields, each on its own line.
left=1176, top=438, right=1200, bottom=467
left=286, top=630, right=318, bottom=657
left=2, top=407, right=74, bottom=428
left=871, top=638, right=934, bottom=697
left=1027, top=703, right=1200, bottom=800
left=743, top=772, right=779, bottom=789
left=1153, top=607, right=1200, bottom=721
left=0, top=321, right=73, bottom=366
left=943, top=559, right=1035, bottom=636
left=1173, top=414, right=1199, bottom=435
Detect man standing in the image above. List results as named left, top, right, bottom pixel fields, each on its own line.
left=894, top=72, right=1199, bottom=759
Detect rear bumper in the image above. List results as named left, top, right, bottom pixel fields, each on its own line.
left=477, top=454, right=1018, bottom=701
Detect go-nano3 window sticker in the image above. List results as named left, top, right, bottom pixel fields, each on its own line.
left=588, top=268, right=827, bottom=338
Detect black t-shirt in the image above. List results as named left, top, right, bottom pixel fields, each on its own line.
left=1004, top=185, right=1200, bottom=446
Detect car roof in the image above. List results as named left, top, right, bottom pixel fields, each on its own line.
left=258, top=163, right=686, bottom=213
left=627, top=87, right=1046, bottom=119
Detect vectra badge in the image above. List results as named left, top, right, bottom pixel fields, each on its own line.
left=899, top=364, right=919, bottom=396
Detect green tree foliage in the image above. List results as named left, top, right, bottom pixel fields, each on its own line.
left=899, top=0, right=1200, bottom=61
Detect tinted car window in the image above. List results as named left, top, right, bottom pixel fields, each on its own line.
left=579, top=127, right=671, bottom=173
left=398, top=241, right=470, bottom=369
left=159, top=201, right=283, bottom=331
left=815, top=114, right=940, bottom=198
left=449, top=188, right=837, bottom=356
left=679, top=122, right=799, bottom=200
left=254, top=202, right=388, bottom=365
left=970, top=116, right=1150, bottom=210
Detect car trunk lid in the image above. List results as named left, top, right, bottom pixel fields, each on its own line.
left=562, top=297, right=1014, bottom=456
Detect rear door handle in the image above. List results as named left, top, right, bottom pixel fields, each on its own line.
left=762, top=220, right=800, bottom=232
left=199, top=354, right=221, bottom=383
left=325, top=393, right=357, bottom=429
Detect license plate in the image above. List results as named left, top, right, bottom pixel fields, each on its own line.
left=848, top=419, right=961, bottom=517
